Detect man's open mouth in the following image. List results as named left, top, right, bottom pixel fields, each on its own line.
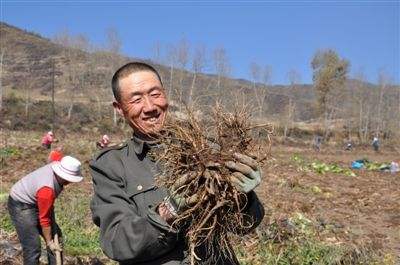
left=142, top=113, right=161, bottom=124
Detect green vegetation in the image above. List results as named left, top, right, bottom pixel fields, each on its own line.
left=55, top=188, right=102, bottom=256
left=364, top=161, right=390, bottom=171
left=292, top=154, right=356, bottom=177
left=236, top=213, right=390, bottom=265
left=0, top=146, right=21, bottom=158
left=0, top=146, right=22, bottom=167
left=3, top=194, right=392, bottom=264
left=0, top=133, right=397, bottom=263
left=0, top=210, right=14, bottom=232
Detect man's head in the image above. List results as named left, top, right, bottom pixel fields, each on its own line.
left=112, top=62, right=168, bottom=139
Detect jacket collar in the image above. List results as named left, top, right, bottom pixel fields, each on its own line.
left=131, top=134, right=161, bottom=156
left=131, top=135, right=145, bottom=155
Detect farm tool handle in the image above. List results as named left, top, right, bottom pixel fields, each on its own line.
left=54, top=233, right=62, bottom=265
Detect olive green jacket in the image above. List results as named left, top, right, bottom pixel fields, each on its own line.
left=90, top=136, right=264, bottom=265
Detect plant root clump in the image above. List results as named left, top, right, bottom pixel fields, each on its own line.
left=151, top=105, right=272, bottom=265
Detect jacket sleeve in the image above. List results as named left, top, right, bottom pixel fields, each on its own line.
left=89, top=153, right=179, bottom=262
left=36, top=186, right=55, bottom=227
left=240, top=191, right=265, bottom=233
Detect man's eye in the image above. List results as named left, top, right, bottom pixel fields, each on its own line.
left=131, top=97, right=141, bottom=103
left=151, top=92, right=161, bottom=97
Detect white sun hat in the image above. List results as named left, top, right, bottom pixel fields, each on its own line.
left=51, top=156, right=83, bottom=183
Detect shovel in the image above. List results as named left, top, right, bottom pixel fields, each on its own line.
left=54, top=233, right=62, bottom=265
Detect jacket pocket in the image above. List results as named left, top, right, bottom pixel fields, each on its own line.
left=127, top=185, right=167, bottom=216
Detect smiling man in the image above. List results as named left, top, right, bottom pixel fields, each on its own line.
left=90, top=62, right=264, bottom=265
left=112, top=66, right=168, bottom=140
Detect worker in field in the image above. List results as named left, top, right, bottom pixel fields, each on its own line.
left=345, top=141, right=353, bottom=151
left=7, top=156, right=83, bottom=265
left=90, top=62, right=264, bottom=264
left=313, top=135, right=323, bottom=151
left=96, top=134, right=110, bottom=149
left=372, top=136, right=379, bottom=152
left=47, top=145, right=64, bottom=163
left=42, top=131, right=57, bottom=149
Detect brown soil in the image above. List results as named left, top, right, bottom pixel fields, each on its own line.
left=1, top=130, right=399, bottom=261
left=258, top=144, right=400, bottom=257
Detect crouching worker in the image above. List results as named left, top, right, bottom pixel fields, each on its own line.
left=7, top=156, right=83, bottom=265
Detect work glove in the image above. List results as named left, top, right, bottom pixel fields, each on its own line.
left=225, top=153, right=262, bottom=193
left=163, top=172, right=199, bottom=217
left=47, top=240, right=62, bottom=253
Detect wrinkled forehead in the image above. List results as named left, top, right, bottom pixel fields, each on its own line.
left=119, top=71, right=162, bottom=90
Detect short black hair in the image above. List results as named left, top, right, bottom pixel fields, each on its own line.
left=111, top=62, right=163, bottom=102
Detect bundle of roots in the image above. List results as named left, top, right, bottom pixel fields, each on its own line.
left=152, top=105, right=272, bottom=264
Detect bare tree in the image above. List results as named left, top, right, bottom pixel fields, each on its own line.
left=53, top=28, right=70, bottom=47
left=152, top=41, right=163, bottom=64
left=177, top=37, right=189, bottom=70
left=348, top=70, right=372, bottom=143
left=249, top=62, right=261, bottom=89
left=253, top=65, right=272, bottom=118
left=106, top=27, right=122, bottom=55
left=282, top=69, right=301, bottom=137
left=287, top=69, right=301, bottom=85
left=166, top=44, right=177, bottom=99
left=375, top=71, right=389, bottom=137
left=54, top=30, right=91, bottom=120
left=0, top=48, right=4, bottom=110
left=189, top=44, right=206, bottom=105
left=213, top=46, right=230, bottom=90
left=23, top=72, right=32, bottom=119
left=176, top=37, right=190, bottom=106
left=0, top=23, right=5, bottom=110
left=261, top=65, right=272, bottom=86
left=50, top=58, right=56, bottom=129
left=105, top=27, right=123, bottom=124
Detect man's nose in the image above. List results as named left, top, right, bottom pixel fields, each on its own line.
left=142, top=96, right=157, bottom=112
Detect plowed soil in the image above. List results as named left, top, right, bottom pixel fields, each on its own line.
left=1, top=130, right=399, bottom=262
left=258, top=144, right=400, bottom=258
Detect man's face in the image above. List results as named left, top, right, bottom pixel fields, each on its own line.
left=114, top=71, right=168, bottom=138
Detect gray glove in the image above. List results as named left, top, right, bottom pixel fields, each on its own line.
left=225, top=153, right=262, bottom=193
left=165, top=172, right=199, bottom=215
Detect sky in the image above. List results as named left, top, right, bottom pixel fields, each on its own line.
left=1, top=0, right=399, bottom=85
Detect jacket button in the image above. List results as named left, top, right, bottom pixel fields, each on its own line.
left=137, top=185, right=143, bottom=191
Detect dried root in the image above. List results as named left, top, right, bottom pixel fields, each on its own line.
left=152, top=104, right=272, bottom=264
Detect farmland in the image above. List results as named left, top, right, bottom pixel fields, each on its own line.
left=0, top=19, right=399, bottom=265
left=1, top=129, right=398, bottom=264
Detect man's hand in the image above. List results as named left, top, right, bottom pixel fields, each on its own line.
left=47, top=240, right=62, bottom=253
left=158, top=202, right=176, bottom=224
left=225, top=153, right=262, bottom=193
left=158, top=172, right=199, bottom=223
left=169, top=172, right=199, bottom=210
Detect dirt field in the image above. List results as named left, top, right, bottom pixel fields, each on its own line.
left=1, top=130, right=399, bottom=263
left=259, top=144, right=400, bottom=258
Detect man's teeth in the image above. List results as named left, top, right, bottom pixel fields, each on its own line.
left=148, top=117, right=157, bottom=122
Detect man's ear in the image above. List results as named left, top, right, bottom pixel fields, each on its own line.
left=113, top=101, right=124, bottom=117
